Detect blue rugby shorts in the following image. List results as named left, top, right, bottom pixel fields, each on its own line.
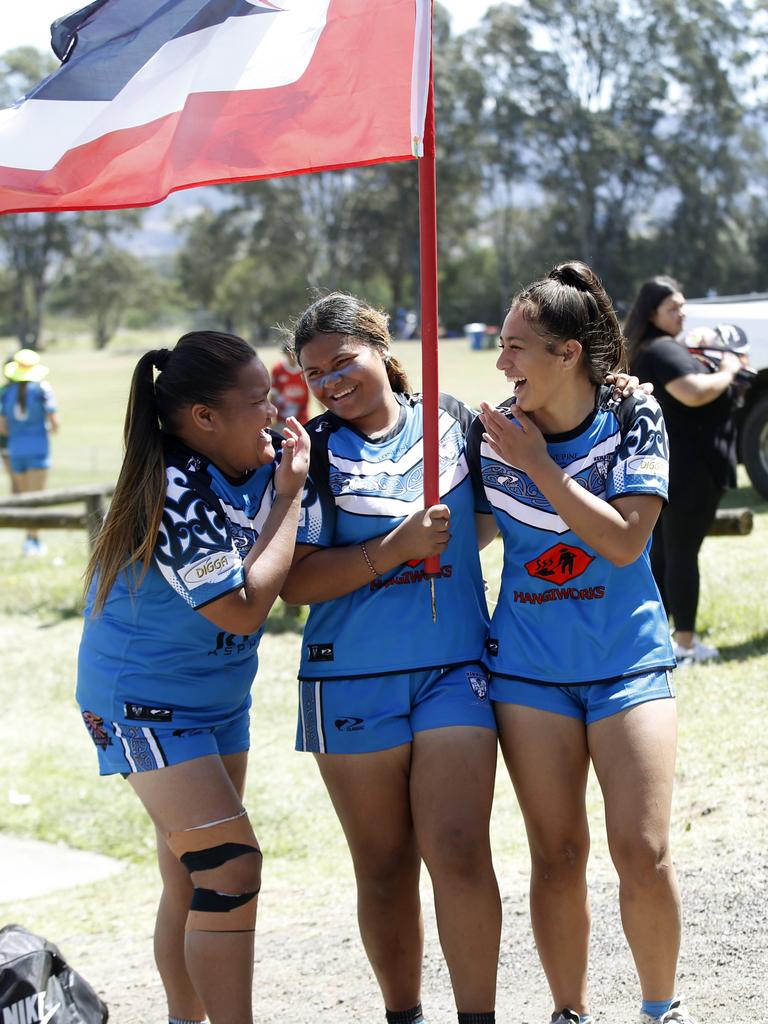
left=297, top=662, right=497, bottom=754
left=79, top=698, right=251, bottom=776
left=490, top=669, right=674, bottom=725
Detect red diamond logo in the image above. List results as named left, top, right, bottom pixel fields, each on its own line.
left=524, top=543, right=594, bottom=586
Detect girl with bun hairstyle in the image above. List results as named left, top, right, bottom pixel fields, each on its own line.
left=467, top=263, right=695, bottom=1024
left=76, top=331, right=309, bottom=1024
left=281, top=291, right=645, bottom=1024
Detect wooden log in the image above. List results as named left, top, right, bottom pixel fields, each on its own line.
left=709, top=508, right=754, bottom=536
left=0, top=509, right=90, bottom=530
left=84, top=492, right=108, bottom=549
left=0, top=485, right=114, bottom=509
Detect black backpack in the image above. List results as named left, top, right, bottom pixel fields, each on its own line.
left=0, top=924, right=108, bottom=1023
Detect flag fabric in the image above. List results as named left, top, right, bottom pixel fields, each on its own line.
left=0, top=0, right=432, bottom=215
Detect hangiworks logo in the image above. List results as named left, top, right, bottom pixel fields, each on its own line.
left=524, top=543, right=594, bottom=585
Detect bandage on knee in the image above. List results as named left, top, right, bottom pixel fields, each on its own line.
left=167, top=811, right=261, bottom=932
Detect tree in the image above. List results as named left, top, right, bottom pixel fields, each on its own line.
left=62, top=244, right=160, bottom=347
left=648, top=0, right=765, bottom=295
left=0, top=49, right=74, bottom=345
left=51, top=211, right=152, bottom=347
left=176, top=206, right=245, bottom=314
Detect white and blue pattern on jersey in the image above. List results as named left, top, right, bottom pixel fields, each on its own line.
left=466, top=388, right=675, bottom=685
left=477, top=395, right=668, bottom=537
left=326, top=409, right=468, bottom=518
left=76, top=441, right=279, bottom=725
left=296, top=394, right=490, bottom=680
left=606, top=398, right=669, bottom=496
left=155, top=467, right=240, bottom=607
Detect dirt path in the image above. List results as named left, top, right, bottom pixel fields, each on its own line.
left=63, top=840, right=766, bottom=1024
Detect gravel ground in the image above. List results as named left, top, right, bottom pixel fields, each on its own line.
left=63, top=837, right=767, bottom=1024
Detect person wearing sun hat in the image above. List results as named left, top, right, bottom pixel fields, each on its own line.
left=0, top=348, right=59, bottom=556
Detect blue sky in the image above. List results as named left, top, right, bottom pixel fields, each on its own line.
left=5, top=1, right=491, bottom=52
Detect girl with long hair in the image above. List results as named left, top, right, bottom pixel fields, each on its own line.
left=625, top=276, right=742, bottom=664
left=469, top=262, right=695, bottom=1024
left=76, top=331, right=309, bottom=1024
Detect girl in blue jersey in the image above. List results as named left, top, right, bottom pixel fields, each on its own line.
left=469, top=262, right=695, bottom=1024
left=281, top=293, right=501, bottom=1024
left=76, top=331, right=309, bottom=1024
left=0, top=348, right=59, bottom=555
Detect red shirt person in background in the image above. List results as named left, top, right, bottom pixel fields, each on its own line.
left=270, top=346, right=310, bottom=428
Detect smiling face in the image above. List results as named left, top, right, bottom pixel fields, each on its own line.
left=208, top=357, right=277, bottom=477
left=298, top=332, right=398, bottom=434
left=496, top=306, right=580, bottom=416
left=650, top=290, right=685, bottom=338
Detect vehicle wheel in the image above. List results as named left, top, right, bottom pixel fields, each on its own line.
left=742, top=392, right=768, bottom=498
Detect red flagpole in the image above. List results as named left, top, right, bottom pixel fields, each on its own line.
left=418, top=62, right=440, bottom=581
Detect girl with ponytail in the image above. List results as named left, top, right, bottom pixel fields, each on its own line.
left=76, top=331, right=309, bottom=1024
left=467, top=262, right=696, bottom=1024
left=282, top=292, right=500, bottom=1024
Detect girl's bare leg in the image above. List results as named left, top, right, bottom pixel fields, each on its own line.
left=496, top=704, right=592, bottom=1017
left=315, top=746, right=423, bottom=1012
left=130, top=753, right=259, bottom=1024
left=589, top=699, right=681, bottom=1001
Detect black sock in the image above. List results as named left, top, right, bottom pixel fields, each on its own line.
left=458, top=1014, right=495, bottom=1024
left=386, top=1005, right=424, bottom=1024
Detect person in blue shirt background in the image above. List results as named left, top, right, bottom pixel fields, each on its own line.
left=76, top=330, right=309, bottom=1024
left=0, top=348, right=59, bottom=555
left=469, top=262, right=694, bottom=1024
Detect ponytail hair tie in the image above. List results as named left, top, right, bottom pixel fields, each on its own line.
left=153, top=348, right=171, bottom=371
left=549, top=263, right=590, bottom=292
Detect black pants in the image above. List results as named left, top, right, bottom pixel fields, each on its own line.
left=651, top=456, right=724, bottom=634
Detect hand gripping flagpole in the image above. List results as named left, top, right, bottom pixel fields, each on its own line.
left=418, top=58, right=440, bottom=623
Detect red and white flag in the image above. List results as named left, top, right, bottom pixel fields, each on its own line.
left=0, top=0, right=432, bottom=214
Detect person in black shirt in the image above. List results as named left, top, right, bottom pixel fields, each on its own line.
left=625, top=277, right=741, bottom=664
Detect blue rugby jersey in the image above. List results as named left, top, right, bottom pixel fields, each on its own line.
left=296, top=393, right=490, bottom=680
left=466, top=387, right=675, bottom=684
left=77, top=438, right=279, bottom=726
left=0, top=381, right=56, bottom=459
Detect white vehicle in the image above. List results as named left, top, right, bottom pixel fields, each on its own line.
left=683, top=293, right=768, bottom=498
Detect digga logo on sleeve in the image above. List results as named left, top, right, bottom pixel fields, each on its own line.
left=180, top=552, right=233, bottom=590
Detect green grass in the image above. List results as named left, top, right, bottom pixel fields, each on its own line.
left=0, top=329, right=765, bottom=944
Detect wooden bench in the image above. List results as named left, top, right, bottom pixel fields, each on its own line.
left=0, top=485, right=114, bottom=550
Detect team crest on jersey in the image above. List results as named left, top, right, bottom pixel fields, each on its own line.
left=524, top=542, right=594, bottom=586
left=82, top=710, right=112, bottom=749
left=467, top=671, right=488, bottom=701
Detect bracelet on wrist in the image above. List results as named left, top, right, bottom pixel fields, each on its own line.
left=360, top=541, right=381, bottom=578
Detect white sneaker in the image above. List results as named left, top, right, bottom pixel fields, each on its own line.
left=639, top=998, right=698, bottom=1023
left=551, top=1011, right=585, bottom=1024
left=674, top=639, right=719, bottom=664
